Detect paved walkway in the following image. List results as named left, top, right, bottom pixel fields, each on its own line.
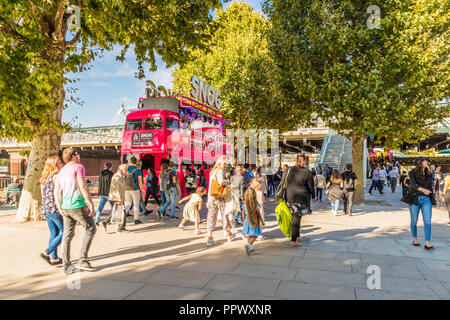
left=0, top=186, right=449, bottom=300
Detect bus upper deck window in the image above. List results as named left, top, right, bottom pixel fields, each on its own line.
left=126, top=119, right=143, bottom=130
left=165, top=118, right=179, bottom=131
left=144, top=117, right=163, bottom=130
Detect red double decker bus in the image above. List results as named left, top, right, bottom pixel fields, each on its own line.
left=121, top=94, right=229, bottom=197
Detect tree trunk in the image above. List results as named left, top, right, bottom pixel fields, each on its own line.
left=13, top=84, right=64, bottom=223
left=352, top=135, right=365, bottom=202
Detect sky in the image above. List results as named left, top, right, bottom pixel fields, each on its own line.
left=63, top=0, right=264, bottom=128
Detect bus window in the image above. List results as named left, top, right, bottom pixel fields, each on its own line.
left=165, top=118, right=179, bottom=131
left=144, top=117, right=163, bottom=130
left=126, top=119, right=143, bottom=130
left=122, top=153, right=139, bottom=164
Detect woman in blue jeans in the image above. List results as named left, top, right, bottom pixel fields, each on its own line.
left=408, top=157, right=434, bottom=250
left=39, top=156, right=65, bottom=265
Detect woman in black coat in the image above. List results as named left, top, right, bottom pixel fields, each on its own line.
left=280, top=153, right=316, bottom=247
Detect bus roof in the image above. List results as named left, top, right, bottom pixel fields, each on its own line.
left=138, top=94, right=225, bottom=121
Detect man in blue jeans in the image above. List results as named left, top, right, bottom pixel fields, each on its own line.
left=95, top=162, right=114, bottom=225
left=159, top=162, right=179, bottom=220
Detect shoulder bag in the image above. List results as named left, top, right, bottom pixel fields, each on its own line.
left=275, top=167, right=291, bottom=202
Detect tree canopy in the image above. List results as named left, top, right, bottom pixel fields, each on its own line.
left=0, top=0, right=222, bottom=142
left=172, top=1, right=299, bottom=131
left=264, top=0, right=449, bottom=146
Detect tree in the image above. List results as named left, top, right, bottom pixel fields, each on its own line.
left=265, top=0, right=450, bottom=201
left=172, top=1, right=301, bottom=132
left=1, top=0, right=222, bottom=222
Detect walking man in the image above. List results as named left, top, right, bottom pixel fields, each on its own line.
left=95, top=162, right=114, bottom=225
left=124, top=156, right=144, bottom=225
left=54, top=148, right=96, bottom=274
left=342, top=164, right=357, bottom=216
left=388, top=167, right=399, bottom=193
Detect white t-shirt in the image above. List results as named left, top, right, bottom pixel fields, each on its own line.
left=378, top=170, right=387, bottom=181
left=388, top=170, right=399, bottom=178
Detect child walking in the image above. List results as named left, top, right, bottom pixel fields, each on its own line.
left=242, top=179, right=265, bottom=255
left=178, top=186, right=206, bottom=234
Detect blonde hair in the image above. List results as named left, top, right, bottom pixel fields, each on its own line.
left=118, top=164, right=128, bottom=173
left=250, top=177, right=261, bottom=190
left=40, top=156, right=60, bottom=184
left=211, top=156, right=227, bottom=177
left=196, top=186, right=206, bottom=195
left=244, top=187, right=262, bottom=228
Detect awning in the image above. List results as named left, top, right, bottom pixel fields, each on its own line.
left=438, top=149, right=450, bottom=154
left=391, top=150, right=408, bottom=158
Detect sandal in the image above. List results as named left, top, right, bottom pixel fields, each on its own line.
left=290, top=242, right=302, bottom=247
left=424, top=245, right=435, bottom=250
left=40, top=252, right=52, bottom=266
left=412, top=242, right=420, bottom=247
left=177, top=225, right=184, bottom=230
left=50, top=258, right=62, bottom=265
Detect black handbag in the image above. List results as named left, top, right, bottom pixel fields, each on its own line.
left=275, top=167, right=291, bottom=202
left=401, top=188, right=416, bottom=205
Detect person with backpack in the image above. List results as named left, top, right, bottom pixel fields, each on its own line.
left=101, top=164, right=129, bottom=233
left=185, top=169, right=197, bottom=195
left=95, top=162, right=114, bottom=225
left=314, top=169, right=326, bottom=202
left=124, top=156, right=144, bottom=225
left=158, top=162, right=179, bottom=220
left=144, top=168, right=160, bottom=207
left=341, top=164, right=358, bottom=216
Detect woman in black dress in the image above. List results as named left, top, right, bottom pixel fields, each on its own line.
left=281, top=153, right=317, bottom=247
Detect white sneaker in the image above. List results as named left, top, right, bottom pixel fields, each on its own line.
left=206, top=239, right=215, bottom=246
left=257, top=235, right=265, bottom=241
left=177, top=224, right=184, bottom=230
left=227, top=234, right=234, bottom=242
left=195, top=229, right=201, bottom=235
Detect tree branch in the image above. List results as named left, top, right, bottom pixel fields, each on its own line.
left=65, top=29, right=81, bottom=48
left=0, top=17, right=30, bottom=44
left=55, top=0, right=69, bottom=41
left=28, top=0, right=50, bottom=38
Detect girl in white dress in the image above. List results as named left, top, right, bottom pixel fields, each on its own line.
left=178, top=186, right=206, bottom=234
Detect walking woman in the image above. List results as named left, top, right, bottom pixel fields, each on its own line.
left=144, top=168, right=160, bottom=207
left=206, top=156, right=232, bottom=246
left=408, top=157, right=435, bottom=250
left=281, top=153, right=316, bottom=247
left=326, top=169, right=344, bottom=216
left=40, top=156, right=64, bottom=265
left=101, top=164, right=129, bottom=233
left=444, top=173, right=450, bottom=224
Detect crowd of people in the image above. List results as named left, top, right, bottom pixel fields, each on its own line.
left=35, top=147, right=450, bottom=275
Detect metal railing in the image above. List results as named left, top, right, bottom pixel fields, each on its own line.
left=315, top=129, right=333, bottom=169
left=0, top=176, right=100, bottom=197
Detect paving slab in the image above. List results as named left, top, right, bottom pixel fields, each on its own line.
left=354, top=288, right=438, bottom=300
left=230, top=263, right=297, bottom=281
left=290, top=256, right=353, bottom=273
left=203, top=274, right=280, bottom=297
left=144, top=269, right=216, bottom=289
left=125, top=283, right=210, bottom=300
left=294, top=268, right=367, bottom=289
left=204, top=289, right=283, bottom=300
left=174, top=260, right=239, bottom=274
left=48, top=278, right=146, bottom=300
left=274, top=280, right=356, bottom=300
